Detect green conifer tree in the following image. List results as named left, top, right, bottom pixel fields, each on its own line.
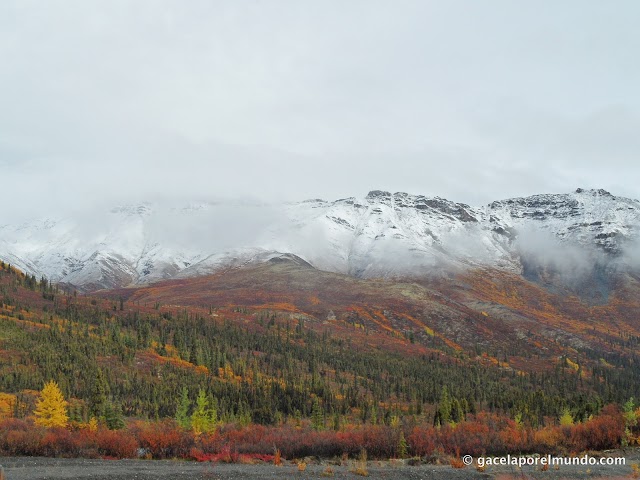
left=90, top=369, right=109, bottom=421
left=104, top=401, right=125, bottom=430
left=311, top=398, right=324, bottom=431
left=191, top=389, right=217, bottom=435
left=398, top=431, right=408, bottom=458
left=175, top=387, right=191, bottom=429
left=436, top=386, right=452, bottom=425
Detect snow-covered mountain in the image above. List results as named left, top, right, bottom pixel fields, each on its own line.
left=1, top=189, right=639, bottom=291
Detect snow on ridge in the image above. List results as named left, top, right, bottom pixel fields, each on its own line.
left=1, top=189, right=639, bottom=290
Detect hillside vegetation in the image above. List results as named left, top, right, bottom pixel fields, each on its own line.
left=1, top=259, right=640, bottom=460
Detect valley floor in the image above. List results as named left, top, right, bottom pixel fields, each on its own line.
left=1, top=450, right=638, bottom=480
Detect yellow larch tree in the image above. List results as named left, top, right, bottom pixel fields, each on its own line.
left=0, top=392, right=16, bottom=420
left=34, top=381, right=69, bottom=428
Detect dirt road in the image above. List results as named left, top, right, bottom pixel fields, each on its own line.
left=0, top=452, right=637, bottom=479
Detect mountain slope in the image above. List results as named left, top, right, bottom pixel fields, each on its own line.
left=6, top=258, right=639, bottom=430
left=107, top=257, right=640, bottom=368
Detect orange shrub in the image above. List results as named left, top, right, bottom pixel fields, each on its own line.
left=569, top=405, right=624, bottom=452
left=407, top=426, right=436, bottom=456
left=0, top=404, right=628, bottom=461
left=95, top=429, right=138, bottom=458
left=273, top=447, right=282, bottom=466
left=195, top=430, right=225, bottom=454
left=498, top=425, right=531, bottom=453
left=130, top=419, right=193, bottom=459
left=533, top=426, right=563, bottom=453
left=189, top=447, right=217, bottom=462
left=218, top=424, right=399, bottom=459
left=439, top=421, right=490, bottom=456
left=211, top=444, right=239, bottom=463
left=435, top=413, right=526, bottom=456
left=0, top=419, right=43, bottom=456
left=335, top=425, right=398, bottom=458
left=39, top=428, right=83, bottom=457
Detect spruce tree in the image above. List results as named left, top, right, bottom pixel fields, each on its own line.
left=398, top=431, right=408, bottom=458
left=175, top=387, right=191, bottom=429
left=436, top=386, right=452, bottom=425
left=90, top=369, right=109, bottom=421
left=311, top=398, right=324, bottom=431
left=104, top=401, right=125, bottom=430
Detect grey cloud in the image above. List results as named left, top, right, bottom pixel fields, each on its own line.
left=514, top=227, right=597, bottom=277
left=1, top=0, right=639, bottom=222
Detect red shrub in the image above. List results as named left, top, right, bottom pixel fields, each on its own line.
left=0, top=405, right=627, bottom=461
left=224, top=424, right=269, bottom=453
left=0, top=418, right=31, bottom=433
left=189, top=447, right=217, bottom=462
left=433, top=413, right=524, bottom=456
left=0, top=419, right=93, bottom=458
left=95, top=429, right=138, bottom=458
left=224, top=424, right=308, bottom=458
left=210, top=444, right=239, bottom=463
left=74, top=429, right=100, bottom=458
left=335, top=425, right=398, bottom=458
left=498, top=425, right=532, bottom=454
left=131, top=419, right=193, bottom=459
left=216, top=424, right=400, bottom=459
left=0, top=424, right=44, bottom=456
left=195, top=431, right=225, bottom=454
left=0, top=419, right=43, bottom=456
left=39, top=428, right=83, bottom=457
left=408, top=426, right=436, bottom=456
left=569, top=405, right=624, bottom=452
left=248, top=453, right=275, bottom=463
left=8, top=430, right=44, bottom=456
left=444, top=421, right=488, bottom=456
left=267, top=428, right=336, bottom=458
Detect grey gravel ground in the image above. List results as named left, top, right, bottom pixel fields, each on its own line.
left=0, top=451, right=638, bottom=480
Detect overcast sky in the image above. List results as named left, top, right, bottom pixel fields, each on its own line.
left=1, top=0, right=639, bottom=221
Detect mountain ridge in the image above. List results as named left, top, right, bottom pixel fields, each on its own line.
left=1, top=188, right=639, bottom=291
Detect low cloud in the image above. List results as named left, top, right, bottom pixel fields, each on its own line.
left=1, top=1, right=640, bottom=222
left=515, top=227, right=597, bottom=276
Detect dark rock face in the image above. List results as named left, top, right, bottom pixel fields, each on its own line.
left=366, top=190, right=392, bottom=201
left=267, top=253, right=313, bottom=268
left=361, top=191, right=481, bottom=223
left=489, top=194, right=581, bottom=220
left=422, top=198, right=478, bottom=223
left=489, top=190, right=640, bottom=255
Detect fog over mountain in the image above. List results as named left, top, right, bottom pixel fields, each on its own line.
left=2, top=2, right=639, bottom=298
left=1, top=189, right=639, bottom=296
